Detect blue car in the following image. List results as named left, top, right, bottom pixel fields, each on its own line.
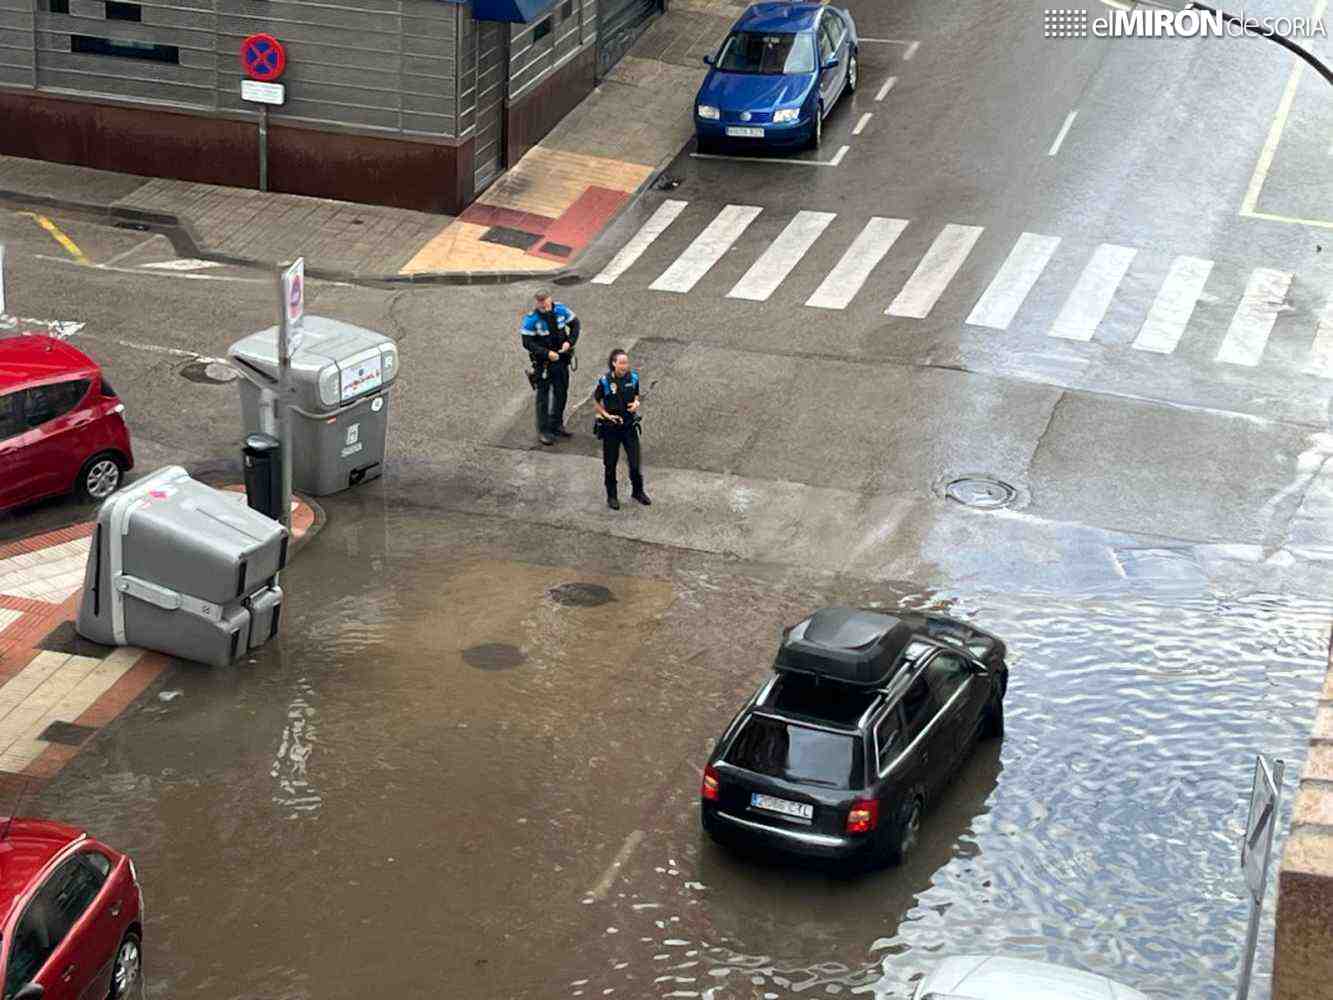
left=695, top=2, right=859, bottom=154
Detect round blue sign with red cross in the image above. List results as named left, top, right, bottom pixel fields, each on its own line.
left=240, top=33, right=286, bottom=82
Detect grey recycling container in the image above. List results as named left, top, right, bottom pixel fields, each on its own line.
left=227, top=317, right=398, bottom=497
left=76, top=466, right=288, bottom=667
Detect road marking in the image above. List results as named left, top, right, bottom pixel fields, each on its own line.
left=140, top=258, right=224, bottom=272
left=728, top=210, right=835, bottom=301
left=1048, top=110, right=1078, bottom=156
left=886, top=224, right=984, bottom=319
left=21, top=213, right=89, bottom=265
left=903, top=40, right=920, bottom=60
left=33, top=253, right=271, bottom=284
left=875, top=76, right=897, bottom=101
left=853, top=112, right=873, bottom=135
left=1238, top=0, right=1329, bottom=226
left=690, top=144, right=849, bottom=167
left=1049, top=243, right=1137, bottom=341
left=1240, top=209, right=1333, bottom=231
left=1215, top=267, right=1293, bottom=366
left=806, top=216, right=909, bottom=310
left=965, top=232, right=1061, bottom=330
left=0, top=314, right=84, bottom=338
left=1304, top=294, right=1333, bottom=377
left=1131, top=255, right=1214, bottom=354
left=584, top=829, right=644, bottom=903
left=859, top=37, right=919, bottom=45
left=103, top=236, right=163, bottom=267
left=592, top=199, right=688, bottom=285
left=649, top=204, right=762, bottom=293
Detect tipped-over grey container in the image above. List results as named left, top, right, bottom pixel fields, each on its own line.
left=76, top=466, right=288, bottom=667
left=227, top=317, right=398, bottom=497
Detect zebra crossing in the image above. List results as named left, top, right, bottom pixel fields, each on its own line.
left=593, top=201, right=1333, bottom=377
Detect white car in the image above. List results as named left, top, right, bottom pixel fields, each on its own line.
left=914, top=955, right=1151, bottom=999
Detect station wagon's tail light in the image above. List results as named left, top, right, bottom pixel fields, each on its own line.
left=701, top=765, right=720, bottom=801
left=845, top=799, right=878, bottom=835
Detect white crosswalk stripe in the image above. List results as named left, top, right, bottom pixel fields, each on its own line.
left=886, top=224, right=985, bottom=319
left=592, top=199, right=688, bottom=285
left=1215, top=268, right=1293, bottom=366
left=728, top=210, right=836, bottom=301
left=1303, top=295, right=1333, bottom=378
left=966, top=232, right=1061, bottom=330
left=1049, top=243, right=1137, bottom=341
left=649, top=204, right=762, bottom=293
left=1132, top=255, right=1214, bottom=354
left=805, top=217, right=909, bottom=310
left=601, top=201, right=1332, bottom=378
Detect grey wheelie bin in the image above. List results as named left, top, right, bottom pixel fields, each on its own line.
left=227, top=317, right=399, bottom=496
left=75, top=466, right=287, bottom=667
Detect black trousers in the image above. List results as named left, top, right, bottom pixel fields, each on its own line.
left=602, top=424, right=643, bottom=498
left=534, top=363, right=570, bottom=435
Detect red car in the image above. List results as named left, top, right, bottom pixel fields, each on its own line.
left=0, top=336, right=134, bottom=512
left=0, top=818, right=142, bottom=1000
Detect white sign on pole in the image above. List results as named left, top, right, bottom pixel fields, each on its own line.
left=282, top=257, right=304, bottom=329
left=1236, top=753, right=1284, bottom=1000
left=241, top=80, right=286, bottom=106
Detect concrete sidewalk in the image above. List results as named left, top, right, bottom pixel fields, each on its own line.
left=0, top=1, right=736, bottom=282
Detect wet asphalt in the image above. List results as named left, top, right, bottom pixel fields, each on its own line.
left=2, top=0, right=1333, bottom=997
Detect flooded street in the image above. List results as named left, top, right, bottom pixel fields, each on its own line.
left=26, top=501, right=1327, bottom=1000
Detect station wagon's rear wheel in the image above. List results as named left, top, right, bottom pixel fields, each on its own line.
left=886, top=797, right=922, bottom=866
left=109, top=930, right=142, bottom=999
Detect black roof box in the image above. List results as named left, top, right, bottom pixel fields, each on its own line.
left=774, top=607, right=917, bottom=688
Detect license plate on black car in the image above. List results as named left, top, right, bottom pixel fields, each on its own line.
left=726, top=126, right=764, bottom=138
left=751, top=792, right=813, bottom=821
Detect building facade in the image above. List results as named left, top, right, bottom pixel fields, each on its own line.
left=0, top=0, right=662, bottom=213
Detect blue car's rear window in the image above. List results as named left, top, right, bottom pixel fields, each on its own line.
left=717, top=31, right=815, bottom=74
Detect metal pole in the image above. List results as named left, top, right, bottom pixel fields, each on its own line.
left=275, top=270, right=293, bottom=536
left=259, top=106, right=269, bottom=192
left=1189, top=2, right=1333, bottom=87
left=1236, top=893, right=1263, bottom=1000
left=1236, top=756, right=1284, bottom=1000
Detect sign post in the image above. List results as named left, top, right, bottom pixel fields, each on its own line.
left=1237, top=753, right=1284, bottom=1000
left=275, top=257, right=304, bottom=535
left=240, top=33, right=287, bottom=193
left=0, top=243, right=6, bottom=316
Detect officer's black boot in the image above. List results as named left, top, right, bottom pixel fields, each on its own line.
left=631, top=474, right=651, bottom=506
left=607, top=490, right=620, bottom=510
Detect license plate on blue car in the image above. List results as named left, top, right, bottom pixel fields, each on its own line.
left=726, top=126, right=764, bottom=138
left=751, top=792, right=813, bottom=821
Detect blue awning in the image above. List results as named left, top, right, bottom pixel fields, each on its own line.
left=472, top=0, right=557, bottom=22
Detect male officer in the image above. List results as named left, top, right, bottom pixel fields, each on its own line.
left=593, top=348, right=651, bottom=510
left=520, top=291, right=580, bottom=445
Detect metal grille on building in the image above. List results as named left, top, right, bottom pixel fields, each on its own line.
left=596, top=0, right=659, bottom=77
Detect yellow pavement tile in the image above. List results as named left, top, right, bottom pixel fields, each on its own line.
left=479, top=147, right=654, bottom=218
left=0, top=652, right=73, bottom=719
left=400, top=221, right=562, bottom=275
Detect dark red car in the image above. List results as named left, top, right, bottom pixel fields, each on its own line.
left=0, top=818, right=142, bottom=1000
left=0, top=336, right=134, bottom=512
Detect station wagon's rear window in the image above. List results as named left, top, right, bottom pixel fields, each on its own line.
left=717, top=31, right=816, bottom=75
left=727, top=715, right=862, bottom=788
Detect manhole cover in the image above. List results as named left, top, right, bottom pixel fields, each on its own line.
left=546, top=582, right=614, bottom=607
left=944, top=476, right=1018, bottom=510
left=461, top=642, right=527, bottom=671
left=180, top=360, right=238, bottom=384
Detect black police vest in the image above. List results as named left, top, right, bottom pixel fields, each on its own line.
left=599, top=372, right=639, bottom=419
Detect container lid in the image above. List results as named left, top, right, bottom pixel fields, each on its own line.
left=227, top=316, right=393, bottom=383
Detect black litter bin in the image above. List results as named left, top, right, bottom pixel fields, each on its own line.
left=243, top=433, right=284, bottom=521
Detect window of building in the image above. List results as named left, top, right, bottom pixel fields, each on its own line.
left=71, top=35, right=180, bottom=63
left=48, top=0, right=69, bottom=12
left=105, top=1, right=143, bottom=21
left=533, top=16, right=552, bottom=42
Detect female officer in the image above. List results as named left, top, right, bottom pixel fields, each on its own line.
left=593, top=349, right=651, bottom=510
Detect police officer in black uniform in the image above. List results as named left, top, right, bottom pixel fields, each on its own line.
left=519, top=291, right=580, bottom=445
left=594, top=349, right=651, bottom=510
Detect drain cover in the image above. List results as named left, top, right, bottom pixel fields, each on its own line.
left=546, top=582, right=614, bottom=607
left=180, top=360, right=238, bottom=385
left=944, top=476, right=1018, bottom=510
left=461, top=642, right=527, bottom=671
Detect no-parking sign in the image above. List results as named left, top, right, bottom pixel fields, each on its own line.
left=282, top=258, right=304, bottom=328
left=240, top=33, right=286, bottom=82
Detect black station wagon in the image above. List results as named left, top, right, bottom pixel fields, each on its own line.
left=701, top=607, right=1009, bottom=869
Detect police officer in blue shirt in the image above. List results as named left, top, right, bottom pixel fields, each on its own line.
left=594, top=348, right=651, bottom=510
left=520, top=290, right=581, bottom=445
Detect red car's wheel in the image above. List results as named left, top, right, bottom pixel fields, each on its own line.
left=109, top=930, right=142, bottom=999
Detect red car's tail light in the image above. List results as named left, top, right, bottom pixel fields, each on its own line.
left=701, top=765, right=720, bottom=801
left=845, top=798, right=878, bottom=834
